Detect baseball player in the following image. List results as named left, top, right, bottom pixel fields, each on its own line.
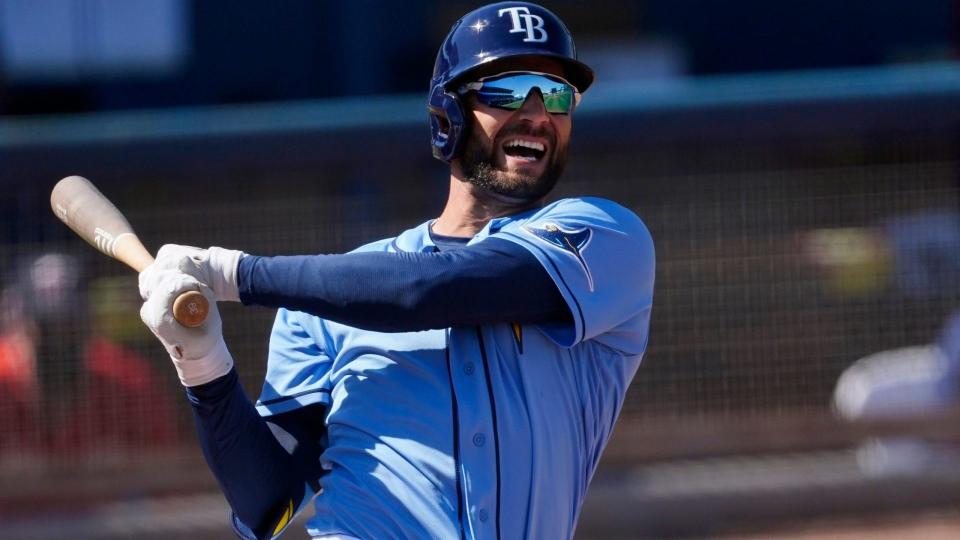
left=138, top=3, right=655, bottom=539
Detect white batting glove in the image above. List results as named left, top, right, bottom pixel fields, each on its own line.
left=139, top=269, right=234, bottom=387
left=141, top=244, right=244, bottom=302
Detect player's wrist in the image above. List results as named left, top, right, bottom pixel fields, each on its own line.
left=206, top=246, right=243, bottom=302
left=140, top=271, right=234, bottom=387
left=145, top=244, right=244, bottom=303
left=171, top=338, right=235, bottom=387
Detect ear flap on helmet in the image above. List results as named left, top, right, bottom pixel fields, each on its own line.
left=428, top=84, right=467, bottom=163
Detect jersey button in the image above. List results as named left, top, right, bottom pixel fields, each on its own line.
left=473, top=433, right=485, bottom=447
left=464, top=362, right=476, bottom=375
left=478, top=509, right=489, bottom=522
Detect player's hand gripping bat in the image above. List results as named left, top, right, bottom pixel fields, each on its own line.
left=50, top=175, right=209, bottom=328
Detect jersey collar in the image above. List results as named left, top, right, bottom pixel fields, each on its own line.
left=391, top=221, right=439, bottom=253
left=393, top=206, right=544, bottom=252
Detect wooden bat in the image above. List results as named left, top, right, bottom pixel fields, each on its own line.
left=50, top=175, right=209, bottom=328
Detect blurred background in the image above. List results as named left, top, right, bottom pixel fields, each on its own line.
left=1, top=1, right=959, bottom=538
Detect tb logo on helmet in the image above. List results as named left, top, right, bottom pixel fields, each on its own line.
left=498, top=6, right=548, bottom=43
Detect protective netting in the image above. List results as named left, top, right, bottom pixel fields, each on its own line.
left=0, top=96, right=958, bottom=538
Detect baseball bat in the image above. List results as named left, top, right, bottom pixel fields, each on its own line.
left=50, top=175, right=209, bottom=328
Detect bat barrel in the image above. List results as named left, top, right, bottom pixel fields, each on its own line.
left=50, top=175, right=209, bottom=328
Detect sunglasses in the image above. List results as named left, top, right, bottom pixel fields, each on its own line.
left=458, top=71, right=581, bottom=115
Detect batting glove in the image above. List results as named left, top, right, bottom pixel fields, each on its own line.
left=139, top=269, right=234, bottom=387
left=142, top=244, right=244, bottom=302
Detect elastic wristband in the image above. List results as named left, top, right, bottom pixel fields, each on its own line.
left=209, top=247, right=244, bottom=302
left=172, top=339, right=235, bottom=387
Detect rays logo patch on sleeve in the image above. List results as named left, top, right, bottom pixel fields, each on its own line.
left=523, top=222, right=595, bottom=291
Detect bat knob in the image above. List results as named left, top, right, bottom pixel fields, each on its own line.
left=173, top=291, right=210, bottom=328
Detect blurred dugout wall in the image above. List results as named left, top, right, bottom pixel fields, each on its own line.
left=1, top=65, right=960, bottom=536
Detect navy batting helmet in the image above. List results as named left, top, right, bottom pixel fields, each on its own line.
left=428, top=2, right=594, bottom=162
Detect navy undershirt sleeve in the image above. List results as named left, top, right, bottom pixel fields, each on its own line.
left=237, top=236, right=571, bottom=332
left=187, top=369, right=326, bottom=539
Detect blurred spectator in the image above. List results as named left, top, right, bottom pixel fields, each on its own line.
left=885, top=211, right=960, bottom=299
left=0, top=285, right=39, bottom=455
left=0, top=254, right=179, bottom=460
left=834, top=316, right=959, bottom=420
left=804, top=210, right=960, bottom=300
left=18, top=253, right=88, bottom=453
left=830, top=209, right=960, bottom=414
left=829, top=208, right=960, bottom=474
left=834, top=310, right=960, bottom=475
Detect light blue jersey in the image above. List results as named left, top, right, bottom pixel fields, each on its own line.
left=255, top=197, right=655, bottom=539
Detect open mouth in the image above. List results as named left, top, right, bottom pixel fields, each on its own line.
left=502, top=139, right=547, bottom=163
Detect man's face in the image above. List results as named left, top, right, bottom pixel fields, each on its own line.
left=456, top=64, right=575, bottom=203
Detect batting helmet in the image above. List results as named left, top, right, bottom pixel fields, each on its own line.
left=428, top=2, right=594, bottom=162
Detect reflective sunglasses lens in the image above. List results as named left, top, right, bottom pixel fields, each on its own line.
left=541, top=85, right=574, bottom=113
left=473, top=74, right=576, bottom=114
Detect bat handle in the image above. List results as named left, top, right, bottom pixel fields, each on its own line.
left=173, top=291, right=210, bottom=328
left=119, top=236, right=209, bottom=328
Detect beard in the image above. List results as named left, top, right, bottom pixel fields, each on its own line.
left=459, top=123, right=568, bottom=203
